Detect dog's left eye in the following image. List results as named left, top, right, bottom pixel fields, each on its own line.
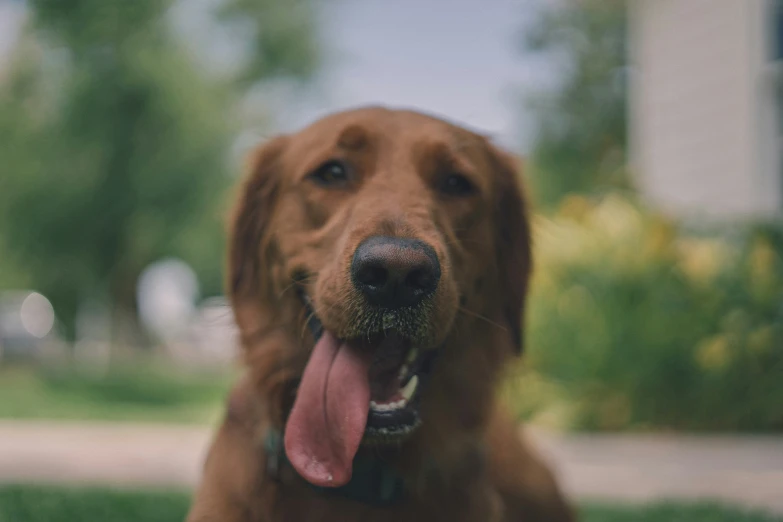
left=439, top=173, right=476, bottom=196
left=309, top=160, right=349, bottom=187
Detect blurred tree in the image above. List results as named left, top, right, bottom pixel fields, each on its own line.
left=217, top=0, right=320, bottom=86
left=522, top=0, right=628, bottom=210
left=0, top=0, right=321, bottom=345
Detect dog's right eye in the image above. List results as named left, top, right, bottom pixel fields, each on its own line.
left=309, top=160, right=350, bottom=187
left=438, top=173, right=476, bottom=197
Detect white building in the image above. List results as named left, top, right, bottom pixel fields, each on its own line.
left=629, top=0, right=783, bottom=220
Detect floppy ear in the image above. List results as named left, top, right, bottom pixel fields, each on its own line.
left=488, top=144, right=532, bottom=355
left=227, top=136, right=288, bottom=318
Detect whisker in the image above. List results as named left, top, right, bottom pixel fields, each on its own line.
left=300, top=310, right=318, bottom=341
left=278, top=281, right=299, bottom=299
left=278, top=275, right=316, bottom=299
left=458, top=306, right=507, bottom=333
left=298, top=293, right=346, bottom=342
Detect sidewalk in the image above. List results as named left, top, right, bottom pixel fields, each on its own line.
left=0, top=421, right=781, bottom=514
left=527, top=429, right=783, bottom=515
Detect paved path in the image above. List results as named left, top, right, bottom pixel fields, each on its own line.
left=527, top=430, right=783, bottom=515
left=0, top=421, right=781, bottom=514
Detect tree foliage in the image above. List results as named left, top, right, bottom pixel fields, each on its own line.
left=217, top=0, right=320, bottom=86
left=522, top=0, right=628, bottom=210
left=0, top=0, right=322, bottom=342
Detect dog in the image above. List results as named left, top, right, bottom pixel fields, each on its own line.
left=186, top=107, right=574, bottom=522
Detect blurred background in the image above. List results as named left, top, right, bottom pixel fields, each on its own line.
left=0, top=0, right=782, bottom=520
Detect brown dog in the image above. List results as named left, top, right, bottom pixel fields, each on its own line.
left=186, top=107, right=574, bottom=522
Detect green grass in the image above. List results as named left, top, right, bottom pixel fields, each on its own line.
left=582, top=502, right=783, bottom=522
left=0, top=364, right=234, bottom=424
left=0, top=486, right=190, bottom=522
left=0, top=486, right=780, bottom=522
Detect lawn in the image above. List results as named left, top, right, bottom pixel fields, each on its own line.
left=0, top=364, right=233, bottom=424
left=0, top=486, right=780, bottom=522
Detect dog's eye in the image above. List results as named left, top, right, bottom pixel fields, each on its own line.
left=309, top=160, right=349, bottom=187
left=439, top=173, right=476, bottom=196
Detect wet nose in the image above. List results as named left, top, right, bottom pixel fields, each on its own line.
left=350, top=236, right=441, bottom=309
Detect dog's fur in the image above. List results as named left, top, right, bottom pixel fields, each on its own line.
left=186, top=107, right=574, bottom=522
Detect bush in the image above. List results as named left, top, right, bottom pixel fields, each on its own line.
left=508, top=194, right=783, bottom=432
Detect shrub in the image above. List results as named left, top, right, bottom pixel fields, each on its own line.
left=508, top=194, right=783, bottom=431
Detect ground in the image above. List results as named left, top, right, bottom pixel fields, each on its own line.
left=1, top=366, right=782, bottom=519
left=0, top=486, right=780, bottom=522
left=1, top=421, right=782, bottom=517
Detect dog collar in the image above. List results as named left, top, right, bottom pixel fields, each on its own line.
left=264, top=428, right=406, bottom=506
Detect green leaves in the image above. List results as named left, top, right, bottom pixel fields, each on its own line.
left=216, top=0, right=321, bottom=86
left=0, top=0, right=322, bottom=342
left=522, top=0, right=629, bottom=209
left=516, top=195, right=783, bottom=431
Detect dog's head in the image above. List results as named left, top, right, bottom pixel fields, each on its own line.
left=229, top=107, right=531, bottom=487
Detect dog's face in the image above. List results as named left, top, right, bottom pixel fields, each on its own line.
left=229, top=107, right=530, bottom=487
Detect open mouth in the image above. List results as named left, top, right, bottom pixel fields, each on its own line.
left=358, top=330, right=425, bottom=441
left=301, top=292, right=433, bottom=440
left=284, top=291, right=435, bottom=487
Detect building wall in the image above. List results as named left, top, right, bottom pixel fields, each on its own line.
left=629, top=0, right=781, bottom=220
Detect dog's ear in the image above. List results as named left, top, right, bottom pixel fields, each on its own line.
left=227, top=136, right=288, bottom=318
left=488, top=143, right=532, bottom=356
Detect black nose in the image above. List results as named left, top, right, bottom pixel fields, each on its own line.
left=351, top=236, right=441, bottom=309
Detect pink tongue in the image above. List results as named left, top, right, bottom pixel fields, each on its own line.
left=284, top=331, right=371, bottom=487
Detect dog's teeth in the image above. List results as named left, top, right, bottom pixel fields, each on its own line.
left=370, top=398, right=409, bottom=412
left=406, top=349, right=418, bottom=364
left=398, top=364, right=409, bottom=381
left=401, top=375, right=418, bottom=401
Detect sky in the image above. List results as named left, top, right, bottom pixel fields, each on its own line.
left=0, top=0, right=555, bottom=150
left=290, top=0, right=555, bottom=149
left=0, top=1, right=23, bottom=72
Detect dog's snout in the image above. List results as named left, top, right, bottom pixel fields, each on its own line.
left=351, top=236, right=440, bottom=309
